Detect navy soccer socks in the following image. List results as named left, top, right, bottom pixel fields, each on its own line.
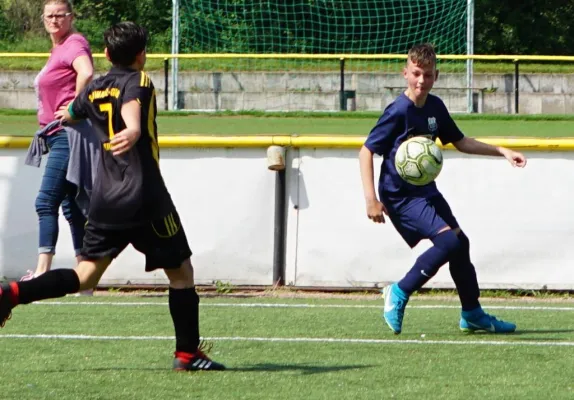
left=448, top=232, right=481, bottom=311
left=398, top=229, right=461, bottom=295
left=397, top=229, right=481, bottom=311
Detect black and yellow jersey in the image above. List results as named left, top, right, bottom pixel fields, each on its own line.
left=71, top=66, right=174, bottom=229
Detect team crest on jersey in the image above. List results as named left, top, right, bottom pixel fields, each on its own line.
left=428, top=117, right=438, bottom=132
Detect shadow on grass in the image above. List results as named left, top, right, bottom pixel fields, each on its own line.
left=36, top=363, right=374, bottom=375
left=228, top=363, right=374, bottom=375
left=513, top=328, right=574, bottom=335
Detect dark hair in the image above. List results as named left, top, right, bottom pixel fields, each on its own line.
left=104, top=22, right=148, bottom=67
left=407, top=43, right=437, bottom=68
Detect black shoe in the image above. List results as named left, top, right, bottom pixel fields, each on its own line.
left=0, top=284, right=14, bottom=328
left=173, top=342, right=226, bottom=371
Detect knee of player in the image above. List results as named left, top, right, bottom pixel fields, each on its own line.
left=74, top=258, right=111, bottom=288
left=455, top=229, right=470, bottom=250
left=165, top=259, right=195, bottom=288
left=432, top=228, right=463, bottom=254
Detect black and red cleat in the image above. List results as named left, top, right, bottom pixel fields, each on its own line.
left=0, top=284, right=14, bottom=328
left=173, top=342, right=226, bottom=371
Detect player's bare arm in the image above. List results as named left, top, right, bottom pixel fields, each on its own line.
left=359, top=145, right=388, bottom=223
left=452, top=136, right=527, bottom=168
left=110, top=100, right=142, bottom=156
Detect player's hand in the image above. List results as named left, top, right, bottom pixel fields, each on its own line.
left=110, top=128, right=141, bottom=156
left=54, top=105, right=72, bottom=122
left=501, top=148, right=527, bottom=168
left=366, top=198, right=388, bottom=223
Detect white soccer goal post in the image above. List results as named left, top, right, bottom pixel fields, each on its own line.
left=170, top=0, right=475, bottom=113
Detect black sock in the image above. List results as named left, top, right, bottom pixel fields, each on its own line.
left=169, top=287, right=200, bottom=354
left=16, top=269, right=80, bottom=305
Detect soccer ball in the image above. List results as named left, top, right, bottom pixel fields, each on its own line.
left=395, top=136, right=443, bottom=186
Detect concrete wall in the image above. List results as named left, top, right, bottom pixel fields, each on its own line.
left=0, top=144, right=573, bottom=290
left=3, top=70, right=574, bottom=114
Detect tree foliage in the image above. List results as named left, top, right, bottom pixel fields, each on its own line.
left=0, top=0, right=573, bottom=55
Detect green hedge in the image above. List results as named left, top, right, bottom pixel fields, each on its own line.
left=0, top=0, right=172, bottom=52
left=0, top=0, right=572, bottom=55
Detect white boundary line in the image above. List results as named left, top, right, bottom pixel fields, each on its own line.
left=31, top=301, right=574, bottom=311
left=1, top=334, right=574, bottom=347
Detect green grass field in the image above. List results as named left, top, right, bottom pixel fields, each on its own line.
left=1, top=294, right=574, bottom=399
left=3, top=111, right=574, bottom=138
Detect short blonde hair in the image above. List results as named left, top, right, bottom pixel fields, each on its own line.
left=407, top=43, right=436, bottom=68
left=43, top=0, right=73, bottom=13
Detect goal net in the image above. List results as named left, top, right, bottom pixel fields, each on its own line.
left=174, top=0, right=470, bottom=112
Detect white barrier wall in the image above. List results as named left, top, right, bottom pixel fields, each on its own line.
left=0, top=146, right=572, bottom=289
left=0, top=148, right=275, bottom=285
left=287, top=149, right=574, bottom=290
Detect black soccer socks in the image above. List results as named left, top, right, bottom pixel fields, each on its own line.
left=169, top=287, right=200, bottom=353
left=16, top=269, right=81, bottom=305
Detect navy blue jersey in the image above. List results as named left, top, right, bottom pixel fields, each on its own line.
left=364, top=93, right=464, bottom=209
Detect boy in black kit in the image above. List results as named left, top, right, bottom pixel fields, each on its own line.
left=0, top=21, right=225, bottom=372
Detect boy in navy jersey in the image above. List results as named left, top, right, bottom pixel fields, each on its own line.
left=0, top=22, right=225, bottom=371
left=359, top=43, right=527, bottom=335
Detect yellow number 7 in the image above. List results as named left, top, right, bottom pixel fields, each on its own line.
left=99, top=102, right=115, bottom=140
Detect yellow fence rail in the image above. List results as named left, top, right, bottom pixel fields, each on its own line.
left=2, top=53, right=574, bottom=62
left=1, top=135, right=574, bottom=151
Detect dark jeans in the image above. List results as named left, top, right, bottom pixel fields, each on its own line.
left=35, top=129, right=86, bottom=255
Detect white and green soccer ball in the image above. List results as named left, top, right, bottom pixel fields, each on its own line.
left=394, top=136, right=443, bottom=186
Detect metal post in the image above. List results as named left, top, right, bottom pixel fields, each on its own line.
left=514, top=60, right=519, bottom=114
left=339, top=58, right=346, bottom=111
left=272, top=169, right=286, bottom=285
left=466, top=0, right=475, bottom=113
left=171, top=0, right=180, bottom=110
left=163, top=58, right=169, bottom=111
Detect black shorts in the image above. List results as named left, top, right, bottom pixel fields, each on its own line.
left=81, top=210, right=192, bottom=271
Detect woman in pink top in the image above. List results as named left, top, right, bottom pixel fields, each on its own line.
left=21, top=0, right=94, bottom=286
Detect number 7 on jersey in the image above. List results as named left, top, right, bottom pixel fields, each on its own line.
left=99, top=102, right=115, bottom=150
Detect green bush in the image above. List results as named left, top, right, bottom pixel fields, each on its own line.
left=0, top=12, right=15, bottom=42
left=0, top=0, right=574, bottom=56
left=0, top=0, right=172, bottom=52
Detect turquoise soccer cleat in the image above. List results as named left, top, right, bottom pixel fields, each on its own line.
left=460, top=308, right=516, bottom=334
left=381, top=283, right=409, bottom=334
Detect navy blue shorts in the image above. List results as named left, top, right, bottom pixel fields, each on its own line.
left=387, top=195, right=460, bottom=248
